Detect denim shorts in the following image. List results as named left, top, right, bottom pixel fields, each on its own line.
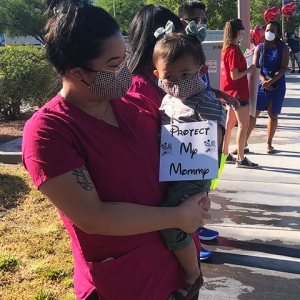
left=239, top=99, right=250, bottom=108
left=226, top=99, right=249, bottom=109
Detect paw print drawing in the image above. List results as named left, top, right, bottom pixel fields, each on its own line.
left=204, top=139, right=216, bottom=153
left=161, top=142, right=173, bottom=156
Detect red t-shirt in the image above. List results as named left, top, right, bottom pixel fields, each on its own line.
left=129, top=74, right=165, bottom=107
left=22, top=93, right=200, bottom=299
left=220, top=44, right=249, bottom=101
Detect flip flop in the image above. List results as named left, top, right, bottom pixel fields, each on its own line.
left=231, top=147, right=249, bottom=155
left=170, top=273, right=204, bottom=300
left=267, top=146, right=276, bottom=154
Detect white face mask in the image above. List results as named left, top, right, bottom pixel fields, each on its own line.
left=265, top=31, right=275, bottom=42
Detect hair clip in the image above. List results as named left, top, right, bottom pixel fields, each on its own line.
left=53, top=0, right=86, bottom=15
left=185, top=21, right=206, bottom=43
left=154, top=20, right=175, bottom=39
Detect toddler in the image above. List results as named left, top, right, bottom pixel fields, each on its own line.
left=153, top=21, right=226, bottom=300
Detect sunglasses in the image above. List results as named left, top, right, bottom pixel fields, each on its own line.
left=184, top=17, right=208, bottom=25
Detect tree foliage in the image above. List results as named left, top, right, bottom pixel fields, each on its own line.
left=146, top=0, right=300, bottom=32
left=250, top=0, right=300, bottom=32
left=146, top=0, right=238, bottom=29
left=0, top=0, right=49, bottom=43
left=201, top=0, right=238, bottom=30
left=146, top=0, right=181, bottom=13
left=0, top=0, right=299, bottom=39
left=0, top=45, right=60, bottom=121
left=94, top=0, right=146, bottom=34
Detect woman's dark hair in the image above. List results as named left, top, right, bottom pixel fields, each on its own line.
left=178, top=1, right=206, bottom=18
left=153, top=32, right=205, bottom=68
left=45, top=0, right=120, bottom=74
left=222, top=18, right=244, bottom=55
left=261, top=20, right=282, bottom=67
left=127, top=5, right=184, bottom=75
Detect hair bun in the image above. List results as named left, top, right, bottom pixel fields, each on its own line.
left=47, top=0, right=90, bottom=10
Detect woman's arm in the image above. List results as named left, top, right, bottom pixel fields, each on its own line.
left=252, top=45, right=265, bottom=82
left=252, top=45, right=260, bottom=69
left=261, top=44, right=289, bottom=90
left=265, top=45, right=289, bottom=86
left=211, top=88, right=240, bottom=110
left=230, top=64, right=256, bottom=80
left=39, top=166, right=210, bottom=235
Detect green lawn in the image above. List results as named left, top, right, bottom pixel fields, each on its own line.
left=0, top=163, right=75, bottom=300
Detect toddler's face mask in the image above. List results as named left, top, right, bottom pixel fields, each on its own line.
left=158, top=66, right=207, bottom=100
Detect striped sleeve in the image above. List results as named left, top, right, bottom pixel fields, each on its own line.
left=193, top=91, right=226, bottom=128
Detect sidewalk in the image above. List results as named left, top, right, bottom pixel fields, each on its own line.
left=200, top=72, right=300, bottom=300
left=0, top=73, right=299, bottom=299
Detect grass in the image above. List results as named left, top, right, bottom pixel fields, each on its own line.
left=0, top=163, right=75, bottom=299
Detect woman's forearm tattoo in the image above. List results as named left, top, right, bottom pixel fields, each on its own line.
left=72, top=166, right=95, bottom=191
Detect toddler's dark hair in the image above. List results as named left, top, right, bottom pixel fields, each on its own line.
left=153, top=32, right=206, bottom=68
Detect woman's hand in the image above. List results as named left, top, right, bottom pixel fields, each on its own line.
left=243, top=50, right=253, bottom=59
left=176, top=191, right=211, bottom=233
left=261, top=81, right=274, bottom=91
left=225, top=95, right=240, bottom=110
left=247, top=64, right=256, bottom=74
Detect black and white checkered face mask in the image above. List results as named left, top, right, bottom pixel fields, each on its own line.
left=158, top=67, right=207, bottom=100
left=83, top=60, right=132, bottom=100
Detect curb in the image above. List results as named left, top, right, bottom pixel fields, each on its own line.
left=0, top=137, right=22, bottom=164
left=0, top=152, right=22, bottom=164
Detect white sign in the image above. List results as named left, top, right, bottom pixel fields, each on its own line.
left=246, top=47, right=260, bottom=117
left=159, top=121, right=219, bottom=182
left=206, top=59, right=217, bottom=73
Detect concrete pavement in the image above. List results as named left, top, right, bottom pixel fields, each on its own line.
left=0, top=72, right=299, bottom=299
left=200, top=72, right=300, bottom=300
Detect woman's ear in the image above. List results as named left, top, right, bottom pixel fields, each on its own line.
left=180, top=18, right=188, bottom=29
left=69, top=67, right=85, bottom=80
left=153, top=70, right=160, bottom=78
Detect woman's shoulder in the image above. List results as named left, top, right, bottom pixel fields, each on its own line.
left=23, top=94, right=74, bottom=137
left=230, top=44, right=240, bottom=51
left=224, top=44, right=241, bottom=55
left=129, top=74, right=163, bottom=107
left=279, top=41, right=289, bottom=50
left=25, top=94, right=63, bottom=125
left=122, top=92, right=161, bottom=119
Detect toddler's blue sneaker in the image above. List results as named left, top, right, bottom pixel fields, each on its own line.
left=200, top=247, right=212, bottom=260
left=197, top=227, right=219, bottom=241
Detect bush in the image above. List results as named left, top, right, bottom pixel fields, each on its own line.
left=0, top=251, right=20, bottom=271
left=0, top=45, right=61, bottom=121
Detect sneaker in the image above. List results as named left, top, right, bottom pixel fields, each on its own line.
left=225, top=153, right=236, bottom=164
left=236, top=157, right=258, bottom=168
left=197, top=227, right=219, bottom=240
left=200, top=247, right=212, bottom=260
left=291, top=69, right=295, bottom=73
left=231, top=147, right=250, bottom=155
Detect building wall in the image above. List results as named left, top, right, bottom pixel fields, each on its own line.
left=0, top=35, right=42, bottom=46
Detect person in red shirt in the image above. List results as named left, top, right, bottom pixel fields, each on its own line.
left=22, top=1, right=210, bottom=299
left=220, top=18, right=258, bottom=168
